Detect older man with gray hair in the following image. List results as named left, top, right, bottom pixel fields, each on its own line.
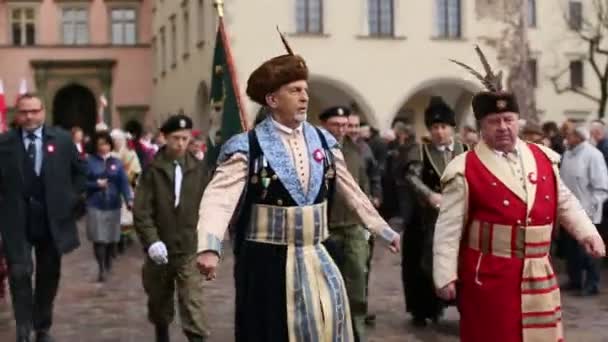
left=561, top=123, right=608, bottom=296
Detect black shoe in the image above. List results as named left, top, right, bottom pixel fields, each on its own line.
left=561, top=282, right=582, bottom=292
left=97, top=270, right=106, bottom=283
left=580, top=286, right=600, bottom=297
left=412, top=317, right=427, bottom=327
left=16, top=326, right=30, bottom=342
left=155, top=325, right=170, bottom=342
left=184, top=331, right=206, bottom=342
left=364, top=313, right=376, bottom=326
left=35, top=331, right=54, bottom=342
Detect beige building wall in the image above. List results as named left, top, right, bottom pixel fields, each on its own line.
left=0, top=0, right=153, bottom=134
left=152, top=0, right=599, bottom=136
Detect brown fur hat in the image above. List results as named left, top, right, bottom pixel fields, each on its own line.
left=246, top=54, right=308, bottom=106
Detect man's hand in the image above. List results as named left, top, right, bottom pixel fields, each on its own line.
left=388, top=235, right=401, bottom=253
left=582, top=235, right=606, bottom=258
left=437, top=282, right=457, bottom=301
left=197, top=251, right=220, bottom=280
left=428, top=192, right=442, bottom=209
left=147, top=241, right=168, bottom=265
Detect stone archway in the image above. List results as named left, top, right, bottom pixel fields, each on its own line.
left=53, top=84, right=97, bottom=136
left=394, top=78, right=481, bottom=136
left=308, top=75, right=374, bottom=126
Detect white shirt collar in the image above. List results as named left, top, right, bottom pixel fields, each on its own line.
left=492, top=140, right=521, bottom=158
left=270, top=116, right=303, bottom=135
left=22, top=126, right=43, bottom=140
left=435, top=140, right=455, bottom=152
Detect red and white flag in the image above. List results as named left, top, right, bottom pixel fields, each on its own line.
left=0, top=80, right=6, bottom=132
left=18, top=78, right=27, bottom=96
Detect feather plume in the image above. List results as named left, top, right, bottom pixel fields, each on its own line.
left=474, top=45, right=503, bottom=91
left=449, top=59, right=497, bottom=92
left=276, top=26, right=294, bottom=55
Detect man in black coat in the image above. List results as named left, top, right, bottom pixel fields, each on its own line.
left=0, top=93, right=86, bottom=342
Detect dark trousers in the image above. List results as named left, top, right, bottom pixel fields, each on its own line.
left=565, top=231, right=600, bottom=291
left=8, top=236, right=61, bottom=333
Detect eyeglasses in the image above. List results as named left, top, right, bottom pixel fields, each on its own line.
left=18, top=108, right=42, bottom=114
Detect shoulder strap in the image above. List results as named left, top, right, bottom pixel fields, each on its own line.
left=314, top=127, right=337, bottom=214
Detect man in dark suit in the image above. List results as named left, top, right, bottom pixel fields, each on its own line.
left=0, top=93, right=86, bottom=342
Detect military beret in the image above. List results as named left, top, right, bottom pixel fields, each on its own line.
left=160, top=114, right=193, bottom=135
left=424, top=96, right=456, bottom=128
left=246, top=54, right=308, bottom=106
left=472, top=92, right=519, bottom=121
left=319, top=106, right=351, bottom=121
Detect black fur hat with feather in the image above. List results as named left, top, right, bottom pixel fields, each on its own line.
left=450, top=46, right=519, bottom=120
left=246, top=27, right=308, bottom=106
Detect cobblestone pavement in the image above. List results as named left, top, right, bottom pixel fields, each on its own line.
left=1, top=226, right=608, bottom=341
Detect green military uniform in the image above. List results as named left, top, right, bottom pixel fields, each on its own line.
left=325, top=136, right=371, bottom=342
left=134, top=147, right=210, bottom=341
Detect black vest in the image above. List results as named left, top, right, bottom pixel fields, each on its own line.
left=231, top=128, right=336, bottom=255
left=421, top=142, right=469, bottom=193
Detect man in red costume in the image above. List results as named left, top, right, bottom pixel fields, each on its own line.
left=434, top=49, right=606, bottom=342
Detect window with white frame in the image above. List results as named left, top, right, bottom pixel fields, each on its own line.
left=570, top=60, right=584, bottom=88
left=62, top=7, right=89, bottom=45
left=435, top=0, right=461, bottom=38
left=296, top=0, right=323, bottom=34
left=528, top=0, right=537, bottom=27
left=183, top=3, right=190, bottom=54
left=170, top=15, right=177, bottom=67
left=111, top=8, right=137, bottom=45
left=10, top=7, right=36, bottom=46
left=569, top=1, right=583, bottom=30
left=368, top=0, right=394, bottom=36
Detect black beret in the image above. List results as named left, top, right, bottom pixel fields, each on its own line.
left=246, top=55, right=309, bottom=106
left=319, top=106, right=351, bottom=121
left=160, top=114, right=193, bottom=135
left=472, top=92, right=519, bottom=121
left=424, top=96, right=456, bottom=128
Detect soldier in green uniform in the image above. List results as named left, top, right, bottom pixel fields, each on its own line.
left=134, top=114, right=210, bottom=342
left=398, top=96, right=468, bottom=326
left=320, top=106, right=371, bottom=342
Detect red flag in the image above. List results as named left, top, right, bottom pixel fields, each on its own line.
left=0, top=80, right=6, bottom=132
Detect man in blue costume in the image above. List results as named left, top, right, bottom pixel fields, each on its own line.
left=195, top=32, right=401, bottom=341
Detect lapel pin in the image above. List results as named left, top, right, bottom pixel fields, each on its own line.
left=47, top=144, right=55, bottom=153
left=313, top=148, right=324, bottom=163
left=527, top=172, right=537, bottom=184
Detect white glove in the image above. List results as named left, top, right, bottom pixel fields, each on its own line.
left=148, top=241, right=169, bottom=265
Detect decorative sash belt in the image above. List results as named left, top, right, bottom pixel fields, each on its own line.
left=246, top=202, right=328, bottom=246
left=466, top=220, right=563, bottom=342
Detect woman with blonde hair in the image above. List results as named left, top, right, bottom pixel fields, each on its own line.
left=110, top=129, right=142, bottom=253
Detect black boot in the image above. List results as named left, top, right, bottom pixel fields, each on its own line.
left=104, top=244, right=113, bottom=274
left=34, top=331, right=55, bottom=342
left=16, top=325, right=30, bottom=342
left=184, top=331, right=206, bottom=342
left=155, top=325, right=170, bottom=342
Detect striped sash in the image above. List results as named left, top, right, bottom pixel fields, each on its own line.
left=467, top=220, right=563, bottom=342
left=246, top=202, right=354, bottom=342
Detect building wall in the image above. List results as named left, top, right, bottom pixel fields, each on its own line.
left=152, top=0, right=600, bottom=134
left=0, top=0, right=153, bottom=130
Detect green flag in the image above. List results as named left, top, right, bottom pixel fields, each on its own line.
left=206, top=19, right=246, bottom=168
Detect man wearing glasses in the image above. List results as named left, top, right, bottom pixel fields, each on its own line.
left=0, top=94, right=85, bottom=342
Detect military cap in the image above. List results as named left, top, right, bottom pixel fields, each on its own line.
left=246, top=28, right=308, bottom=106
left=424, top=96, right=456, bottom=128
left=319, top=106, right=351, bottom=121
left=160, top=114, right=193, bottom=135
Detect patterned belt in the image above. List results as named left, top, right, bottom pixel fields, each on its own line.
left=466, top=220, right=553, bottom=259
left=246, top=202, right=328, bottom=246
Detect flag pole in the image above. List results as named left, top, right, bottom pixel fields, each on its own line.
left=213, top=0, right=249, bottom=131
